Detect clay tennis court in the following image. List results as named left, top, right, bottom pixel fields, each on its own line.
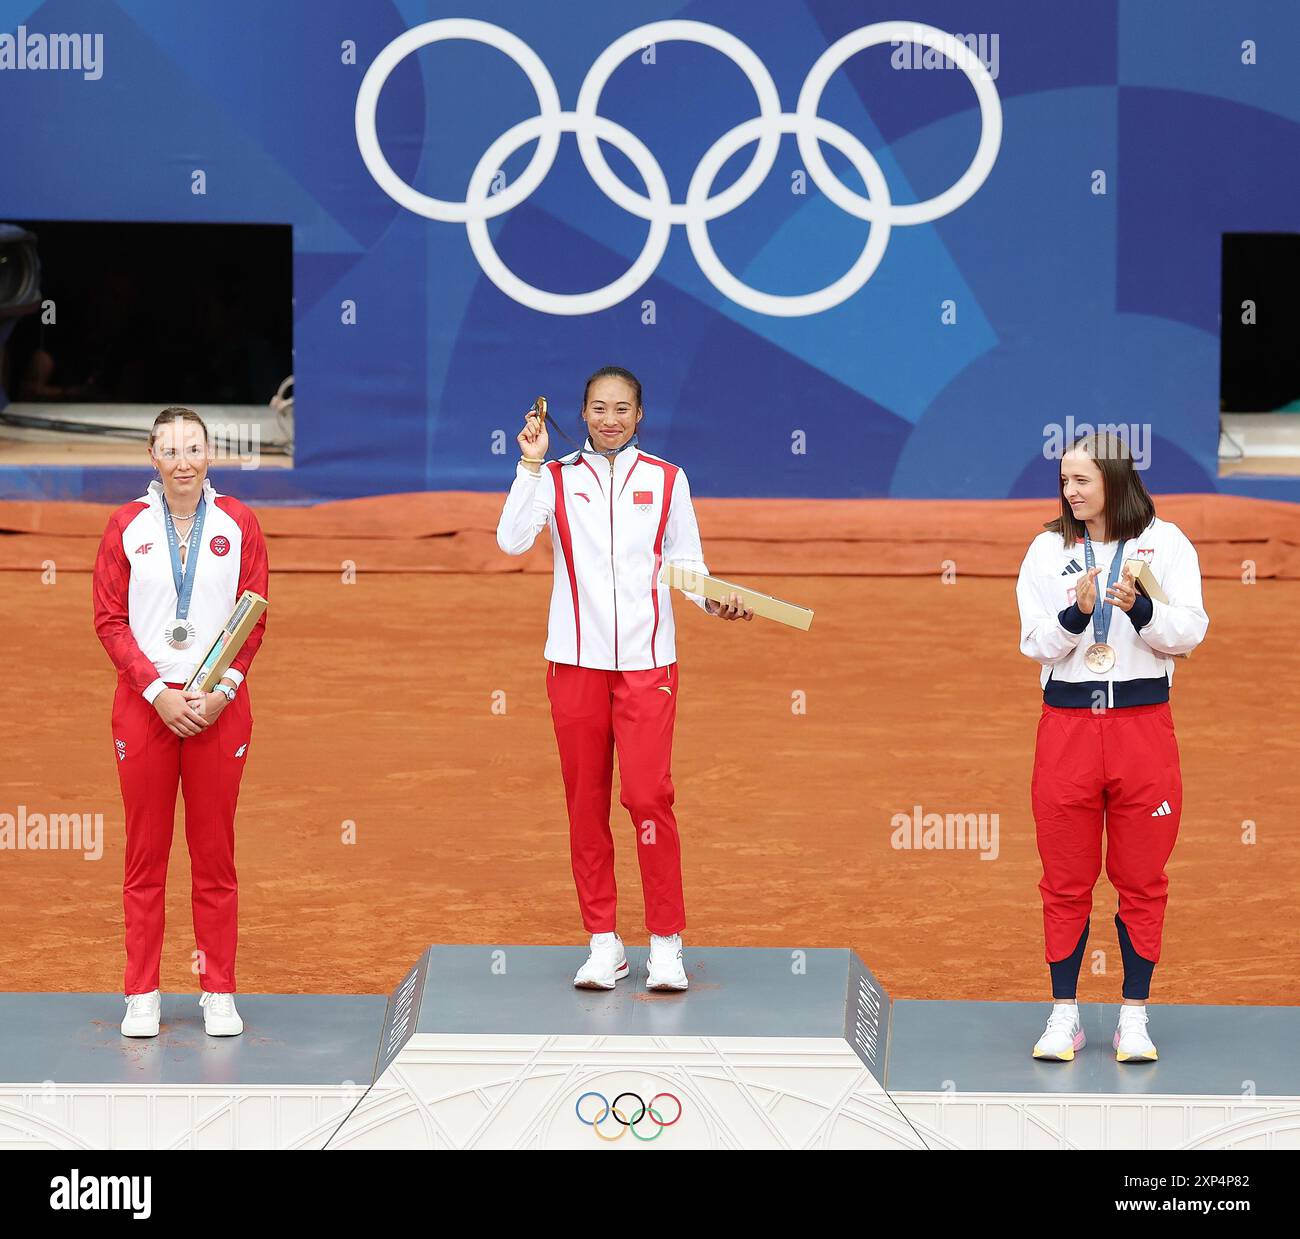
left=2, top=492, right=1296, bottom=1005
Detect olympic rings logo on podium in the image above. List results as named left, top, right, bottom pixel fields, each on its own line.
left=575, top=1090, right=683, bottom=1142
left=355, top=18, right=1002, bottom=318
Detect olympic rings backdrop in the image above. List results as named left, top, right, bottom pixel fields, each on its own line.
left=4, top=0, right=1299, bottom=504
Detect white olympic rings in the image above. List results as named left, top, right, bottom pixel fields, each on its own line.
left=355, top=18, right=1002, bottom=317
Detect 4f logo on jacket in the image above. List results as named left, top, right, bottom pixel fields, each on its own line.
left=133, top=543, right=153, bottom=555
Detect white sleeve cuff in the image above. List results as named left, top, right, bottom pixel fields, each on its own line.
left=142, top=678, right=167, bottom=704
left=667, top=560, right=712, bottom=611
left=222, top=668, right=245, bottom=687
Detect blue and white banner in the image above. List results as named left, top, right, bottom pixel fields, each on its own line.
left=2, top=0, right=1297, bottom=503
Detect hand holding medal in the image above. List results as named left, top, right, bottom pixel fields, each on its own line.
left=518, top=396, right=549, bottom=464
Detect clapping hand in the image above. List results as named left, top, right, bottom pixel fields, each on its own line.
left=1074, top=566, right=1102, bottom=615
left=1105, top=566, right=1138, bottom=612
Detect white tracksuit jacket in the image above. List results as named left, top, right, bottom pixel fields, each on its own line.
left=496, top=439, right=710, bottom=669
left=1016, top=516, right=1209, bottom=708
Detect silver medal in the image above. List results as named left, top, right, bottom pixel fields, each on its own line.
left=164, top=618, right=197, bottom=650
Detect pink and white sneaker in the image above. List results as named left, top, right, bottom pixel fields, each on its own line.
left=1032, top=1004, right=1086, bottom=1061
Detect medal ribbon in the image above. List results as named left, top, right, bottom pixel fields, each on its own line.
left=162, top=494, right=206, bottom=621
left=1082, top=529, right=1127, bottom=648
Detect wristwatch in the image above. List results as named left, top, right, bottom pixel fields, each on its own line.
left=214, top=682, right=237, bottom=703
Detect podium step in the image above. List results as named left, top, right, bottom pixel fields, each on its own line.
left=2, top=947, right=1296, bottom=1149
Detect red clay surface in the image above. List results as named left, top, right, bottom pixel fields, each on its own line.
left=2, top=568, right=1296, bottom=1004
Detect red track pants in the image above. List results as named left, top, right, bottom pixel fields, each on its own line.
left=1031, top=702, right=1181, bottom=966
left=546, top=660, right=685, bottom=937
left=111, top=679, right=253, bottom=995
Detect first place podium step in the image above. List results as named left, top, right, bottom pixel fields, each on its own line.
left=348, top=944, right=893, bottom=1150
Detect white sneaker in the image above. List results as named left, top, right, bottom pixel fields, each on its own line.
left=645, top=933, right=689, bottom=991
left=199, top=991, right=244, bottom=1036
left=1032, top=1003, right=1085, bottom=1061
left=1114, top=1006, right=1158, bottom=1062
left=121, top=990, right=161, bottom=1038
left=573, top=933, right=629, bottom=989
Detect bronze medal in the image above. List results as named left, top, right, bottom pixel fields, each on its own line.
left=1084, top=642, right=1116, bottom=674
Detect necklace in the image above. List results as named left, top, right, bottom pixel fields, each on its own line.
left=167, top=503, right=197, bottom=551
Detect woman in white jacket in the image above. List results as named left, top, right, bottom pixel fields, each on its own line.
left=1016, top=432, right=1208, bottom=1064
left=497, top=366, right=751, bottom=992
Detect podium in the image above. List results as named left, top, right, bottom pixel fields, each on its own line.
left=2, top=947, right=1297, bottom=1150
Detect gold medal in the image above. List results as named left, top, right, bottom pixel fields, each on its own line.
left=1084, top=642, right=1116, bottom=674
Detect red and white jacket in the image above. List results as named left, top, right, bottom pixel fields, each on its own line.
left=93, top=478, right=269, bottom=702
left=496, top=440, right=710, bottom=669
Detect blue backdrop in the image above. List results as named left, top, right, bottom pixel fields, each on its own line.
left=2, top=0, right=1297, bottom=503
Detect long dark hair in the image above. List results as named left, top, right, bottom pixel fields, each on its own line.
left=582, top=365, right=642, bottom=412
left=1045, top=431, right=1155, bottom=543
